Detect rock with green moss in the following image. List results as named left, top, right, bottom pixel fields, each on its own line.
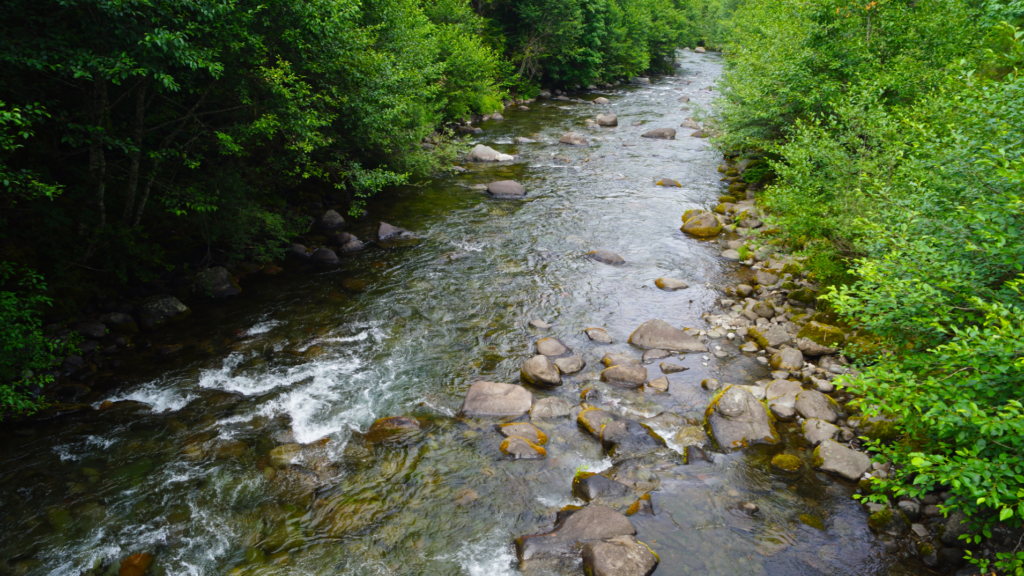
left=787, top=287, right=818, bottom=307
left=770, top=453, right=803, bottom=473
left=868, top=507, right=910, bottom=537
left=844, top=331, right=884, bottom=358
left=796, top=321, right=846, bottom=347
left=681, top=211, right=723, bottom=237
left=704, top=386, right=779, bottom=451
left=714, top=202, right=735, bottom=215
left=748, top=325, right=792, bottom=349
left=847, top=412, right=900, bottom=442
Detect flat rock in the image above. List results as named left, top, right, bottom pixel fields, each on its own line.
left=647, top=377, right=669, bottom=392
left=641, top=128, right=676, bottom=139
left=460, top=382, right=533, bottom=417
left=486, top=180, right=527, bottom=199
left=531, top=397, right=573, bottom=419
left=601, top=364, right=648, bottom=388
left=749, top=325, right=793, bottom=349
left=501, top=436, right=546, bottom=459
left=802, top=418, right=839, bottom=446
left=586, top=327, right=613, bottom=344
left=529, top=319, right=552, bottom=330
left=521, top=355, right=562, bottom=386
left=582, top=535, right=659, bottom=576
left=578, top=408, right=619, bottom=437
left=814, top=439, right=870, bottom=481
left=655, top=278, right=688, bottom=291
left=656, top=178, right=681, bottom=187
left=589, top=250, right=625, bottom=265
left=659, top=362, right=687, bottom=373
left=515, top=505, right=636, bottom=562
left=628, top=319, right=707, bottom=352
left=602, top=353, right=639, bottom=367
left=554, top=355, right=586, bottom=374
left=641, top=349, right=670, bottom=362
left=705, top=386, right=779, bottom=451
left=560, top=132, right=589, bottom=146
left=537, top=337, right=571, bottom=357
left=721, top=249, right=742, bottom=261
left=500, top=423, right=547, bottom=445
left=365, top=416, right=421, bottom=443
left=795, top=390, right=839, bottom=422
left=573, top=473, right=631, bottom=502
left=754, top=270, right=779, bottom=286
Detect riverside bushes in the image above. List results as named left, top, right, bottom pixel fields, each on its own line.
left=718, top=0, right=1024, bottom=570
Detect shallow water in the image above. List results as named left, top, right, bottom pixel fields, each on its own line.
left=0, top=53, right=922, bottom=576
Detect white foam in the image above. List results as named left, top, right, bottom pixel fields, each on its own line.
left=245, top=319, right=281, bottom=336
left=100, top=381, right=196, bottom=413
left=455, top=531, right=521, bottom=576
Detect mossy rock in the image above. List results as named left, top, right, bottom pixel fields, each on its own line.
left=728, top=181, right=747, bottom=194
left=770, top=453, right=803, bottom=474
left=714, top=202, right=735, bottom=215
left=845, top=331, right=884, bottom=358
left=681, top=209, right=702, bottom=224
left=848, top=413, right=900, bottom=443
left=796, top=321, right=846, bottom=347
left=718, top=195, right=737, bottom=203
left=788, top=287, right=819, bottom=305
left=780, top=261, right=803, bottom=276
left=811, top=310, right=854, bottom=331
left=779, top=281, right=801, bottom=291
left=868, top=507, right=910, bottom=536
left=798, top=514, right=825, bottom=530
left=682, top=211, right=723, bottom=237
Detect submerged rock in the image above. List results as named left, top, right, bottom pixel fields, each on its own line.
left=366, top=416, right=421, bottom=443
left=521, top=355, right=562, bottom=387
left=460, top=381, right=533, bottom=418
left=589, top=250, right=625, bottom=265
left=501, top=436, right=547, bottom=459
left=515, top=505, right=636, bottom=562
left=654, top=277, right=688, bottom=291
left=554, top=355, right=586, bottom=374
left=705, top=385, right=779, bottom=451
left=641, top=128, right=676, bottom=139
left=601, top=420, right=665, bottom=457
left=573, top=473, right=631, bottom=502
left=659, top=362, right=687, bottom=373
left=486, top=180, right=527, bottom=199
left=531, top=397, right=573, bottom=419
left=628, top=319, right=706, bottom=352
left=529, top=319, right=551, bottom=330
left=560, top=132, right=590, bottom=146
left=500, top=423, right=548, bottom=445
left=586, top=327, right=613, bottom=344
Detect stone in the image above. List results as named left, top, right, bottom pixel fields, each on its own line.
left=338, top=239, right=365, bottom=253
left=898, top=500, right=922, bottom=522
left=654, top=278, right=688, bottom=290
left=679, top=96, right=690, bottom=103
left=289, top=243, right=310, bottom=259
left=770, top=347, right=804, bottom=371
left=316, top=209, right=345, bottom=231
left=573, top=473, right=631, bottom=502
left=796, top=337, right=837, bottom=356
left=797, top=321, right=846, bottom=348
left=582, top=535, right=659, bottom=576
left=594, top=97, right=611, bottom=104
left=628, top=319, right=707, bottom=352
left=813, top=439, right=871, bottom=481
left=515, top=505, right=636, bottom=562
left=740, top=342, right=759, bottom=353
left=680, top=119, right=700, bottom=129
left=705, top=386, right=779, bottom=451
left=770, top=404, right=796, bottom=421
left=377, top=222, right=414, bottom=241
left=771, top=453, right=804, bottom=473
left=754, top=270, right=779, bottom=286
left=119, top=553, right=154, bottom=576
left=737, top=284, right=754, bottom=297
left=601, top=420, right=665, bottom=457
left=751, top=301, right=775, bottom=318
left=586, top=327, right=613, bottom=344
left=500, top=423, right=548, bottom=445
left=681, top=211, right=722, bottom=237
left=366, top=416, right=421, bottom=443
left=74, top=321, right=107, bottom=340
left=802, top=418, right=839, bottom=446
left=522, top=355, right=562, bottom=386
left=868, top=507, right=910, bottom=537
left=642, top=349, right=670, bottom=362
left=601, top=364, right=648, bottom=388
left=490, top=112, right=505, bottom=121
left=659, top=362, right=687, bottom=374
left=554, top=355, right=586, bottom=374
left=596, top=114, right=618, bottom=127
left=641, top=128, right=676, bottom=139
left=486, top=180, right=527, bottom=199
left=589, top=250, right=625, bottom=265
left=530, top=398, right=572, bottom=421
left=460, top=381, right=533, bottom=417
left=139, top=295, right=190, bottom=330
left=702, top=378, right=722, bottom=390
left=940, top=511, right=972, bottom=547
left=537, top=337, right=571, bottom=357
left=501, top=436, right=546, bottom=459
left=529, top=319, right=552, bottom=330
left=467, top=144, right=514, bottom=162
left=795, top=390, right=839, bottom=423
left=721, top=249, right=741, bottom=260
left=515, top=137, right=536, bottom=144
left=695, top=46, right=706, bottom=53
left=602, top=353, right=639, bottom=367
left=647, top=377, right=669, bottom=392
left=560, top=132, right=590, bottom=146
left=554, top=155, right=572, bottom=164
left=105, top=313, right=138, bottom=334
left=748, top=325, right=793, bottom=349
left=656, top=179, right=682, bottom=187
left=309, top=248, right=340, bottom=265
left=578, top=408, right=619, bottom=437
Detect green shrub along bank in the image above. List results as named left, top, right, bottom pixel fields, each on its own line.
left=0, top=0, right=711, bottom=416
left=717, top=0, right=1024, bottom=571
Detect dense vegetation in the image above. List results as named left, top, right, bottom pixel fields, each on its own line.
left=716, top=0, right=1024, bottom=571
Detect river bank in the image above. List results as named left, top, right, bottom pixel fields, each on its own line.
left=0, top=51, right=932, bottom=576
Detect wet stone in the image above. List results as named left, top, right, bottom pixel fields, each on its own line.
left=554, top=355, right=586, bottom=374
left=602, top=353, right=638, bottom=367
left=269, top=444, right=302, bottom=469
left=814, top=439, right=871, bottom=481
left=582, top=535, right=659, bottom=576
left=705, top=386, right=779, bottom=452
left=601, top=364, right=648, bottom=388
left=377, top=222, right=415, bottom=241
left=515, top=505, right=636, bottom=562
left=500, top=423, right=548, bottom=445
left=537, top=337, right=571, bottom=357
left=366, top=416, right=421, bottom=443
left=646, top=377, right=669, bottom=392
left=316, top=209, right=346, bottom=231
left=578, top=408, right=618, bottom=437
left=460, top=381, right=533, bottom=418
left=529, top=319, right=552, bottom=330
left=589, top=250, right=625, bottom=265
left=310, top=248, right=340, bottom=265
left=560, top=132, right=590, bottom=146
left=641, top=127, right=676, bottom=139
left=629, top=319, right=706, bottom=352
left=501, top=436, right=547, bottom=459
left=596, top=114, right=618, bottom=126
left=654, top=277, right=688, bottom=291
left=586, top=327, right=613, bottom=344
left=642, top=349, right=670, bottom=362
left=486, top=180, right=527, bottom=199
left=531, top=397, right=573, bottom=420
left=770, top=347, right=804, bottom=371
left=521, top=355, right=562, bottom=387
left=601, top=420, right=665, bottom=457
left=659, top=362, right=687, bottom=373
left=795, top=390, right=839, bottom=423
left=656, top=178, right=681, bottom=187
left=573, top=473, right=632, bottom=502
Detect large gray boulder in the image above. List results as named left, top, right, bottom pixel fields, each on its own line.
left=596, top=114, right=618, bottom=127
left=600, top=364, right=647, bottom=388
left=628, top=319, right=707, bottom=352
left=309, top=248, right=340, bottom=265
left=521, top=355, right=562, bottom=387
left=459, top=381, right=533, bottom=417
left=554, top=355, right=585, bottom=374
left=641, top=128, right=676, bottom=139
left=139, top=295, right=190, bottom=330
left=749, top=325, right=793, bottom=349
left=813, top=439, right=871, bottom=481
left=802, top=418, right=839, bottom=446
left=770, top=347, right=804, bottom=371
left=316, top=209, right=345, bottom=231
left=486, top=180, right=527, bottom=199
left=466, top=144, right=513, bottom=162
left=795, top=390, right=839, bottom=423
left=377, top=222, right=415, bottom=241
left=705, top=386, right=779, bottom=451
left=195, top=266, right=241, bottom=297
left=537, top=337, right=571, bottom=357
left=572, top=474, right=631, bottom=502
left=586, top=327, right=613, bottom=343
left=582, top=535, right=659, bottom=576
left=515, top=505, right=636, bottom=562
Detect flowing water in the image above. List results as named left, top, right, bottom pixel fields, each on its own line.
left=0, top=53, right=922, bottom=576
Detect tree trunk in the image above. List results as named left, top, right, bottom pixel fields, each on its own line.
left=88, top=76, right=108, bottom=228
left=122, top=78, right=149, bottom=225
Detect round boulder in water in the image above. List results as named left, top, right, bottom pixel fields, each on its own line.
left=586, top=327, right=613, bottom=343
left=365, top=416, right=421, bottom=443
left=593, top=97, right=611, bottom=105
left=596, top=114, right=618, bottom=127
left=681, top=211, right=722, bottom=237
left=521, top=355, right=562, bottom=387
left=485, top=180, right=527, bottom=199
left=559, top=132, right=589, bottom=146
left=309, top=248, right=340, bottom=265
left=459, top=381, right=533, bottom=418
left=316, top=209, right=345, bottom=231
left=655, top=278, right=688, bottom=291
left=500, top=436, right=546, bottom=459
left=582, top=535, right=659, bottom=576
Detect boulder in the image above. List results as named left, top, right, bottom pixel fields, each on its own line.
left=74, top=322, right=107, bottom=340
left=521, top=355, right=562, bottom=387
left=813, top=439, right=871, bottom=481
left=560, top=132, right=589, bottom=146
left=490, top=112, right=504, bottom=121
left=751, top=301, right=775, bottom=318
left=796, top=337, right=837, bottom=356
left=628, top=319, right=707, bottom=352
left=769, top=347, right=804, bottom=371
left=802, top=418, right=839, bottom=446
left=596, top=114, right=618, bottom=127
left=593, top=97, right=611, bottom=104
left=641, top=128, right=676, bottom=139
left=467, top=144, right=514, bottom=162
left=797, top=321, right=846, bottom=348
left=602, top=353, right=638, bottom=367
left=656, top=179, right=681, bottom=187
left=501, top=436, right=546, bottom=459
left=531, top=397, right=573, bottom=419
left=377, top=222, right=414, bottom=241
left=339, top=239, right=365, bottom=253
left=500, top=423, right=548, bottom=445
left=573, top=473, right=631, bottom=502
left=641, top=349, right=670, bottom=362
left=601, top=420, right=665, bottom=457
left=754, top=270, right=779, bottom=286
left=327, top=231, right=355, bottom=246
left=586, top=327, right=613, bottom=344
left=695, top=46, right=706, bottom=53
left=316, top=209, right=345, bottom=231
left=529, top=319, right=551, bottom=330
left=139, top=295, right=190, bottom=330
left=721, top=249, right=741, bottom=260
left=659, top=362, right=687, bottom=374
left=681, top=211, right=722, bottom=237
left=705, top=386, right=779, bottom=451
left=366, top=416, right=421, bottom=443
left=554, top=355, right=586, bottom=374
left=486, top=180, right=527, bottom=199
left=537, top=337, right=571, bottom=357
left=601, top=364, right=648, bottom=388
left=289, top=243, right=310, bottom=259
left=582, top=535, right=659, bottom=576
left=795, top=390, right=839, bottom=423
left=459, top=381, right=533, bottom=417
left=194, top=266, right=241, bottom=297
left=589, top=250, right=625, bottom=265
left=655, top=278, right=688, bottom=291
left=748, top=325, right=793, bottom=349
left=515, top=505, right=636, bottom=562
left=309, top=248, right=340, bottom=265
left=578, top=407, right=619, bottom=437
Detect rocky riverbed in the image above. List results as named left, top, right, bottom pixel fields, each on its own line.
left=0, top=50, right=939, bottom=576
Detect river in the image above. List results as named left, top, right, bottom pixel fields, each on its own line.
left=0, top=51, right=921, bottom=576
